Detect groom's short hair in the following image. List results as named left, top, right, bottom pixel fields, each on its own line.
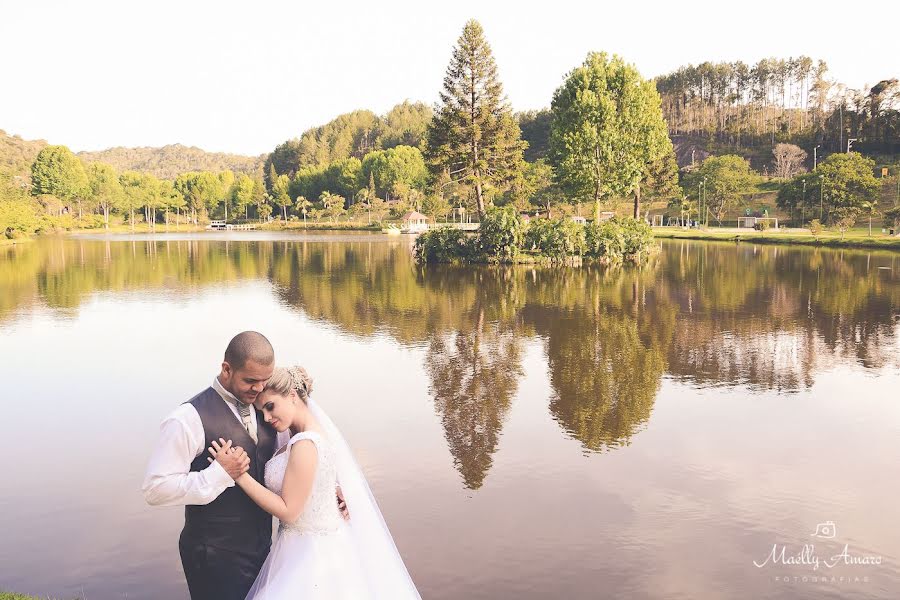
left=224, top=331, right=275, bottom=369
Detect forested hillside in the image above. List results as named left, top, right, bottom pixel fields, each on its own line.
left=77, top=144, right=264, bottom=179
left=654, top=58, right=899, bottom=156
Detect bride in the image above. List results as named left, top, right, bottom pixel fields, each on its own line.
left=208, top=365, right=421, bottom=599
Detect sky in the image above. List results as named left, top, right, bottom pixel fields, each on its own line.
left=1, top=0, right=898, bottom=156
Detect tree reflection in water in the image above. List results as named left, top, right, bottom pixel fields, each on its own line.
left=2, top=237, right=898, bottom=487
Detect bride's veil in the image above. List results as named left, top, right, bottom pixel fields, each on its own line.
left=307, top=398, right=422, bottom=598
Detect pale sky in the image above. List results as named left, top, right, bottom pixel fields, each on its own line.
left=2, top=0, right=897, bottom=156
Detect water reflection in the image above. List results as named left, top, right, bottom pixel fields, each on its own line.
left=2, top=236, right=898, bottom=488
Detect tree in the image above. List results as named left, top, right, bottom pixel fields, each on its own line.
left=174, top=171, right=221, bottom=224
left=295, top=196, right=311, bottom=224
left=319, top=191, right=346, bottom=222
left=772, top=143, right=807, bottom=179
left=31, top=145, right=89, bottom=216
left=257, top=194, right=273, bottom=222
left=642, top=146, right=680, bottom=206
left=379, top=101, right=433, bottom=149
left=140, top=173, right=163, bottom=229
left=231, top=173, right=255, bottom=220
left=324, top=157, right=362, bottom=199
left=119, top=170, right=147, bottom=231
left=506, top=159, right=559, bottom=215
left=832, top=205, right=859, bottom=240
left=267, top=164, right=279, bottom=194
left=884, top=205, right=900, bottom=236
left=165, top=180, right=187, bottom=226
left=816, top=152, right=880, bottom=224
left=548, top=52, right=671, bottom=220
left=422, top=193, right=452, bottom=223
left=87, top=162, right=122, bottom=229
left=217, top=170, right=235, bottom=220
left=683, top=155, right=756, bottom=224
left=273, top=174, right=292, bottom=220
left=361, top=146, right=427, bottom=200
left=517, top=109, right=552, bottom=162
left=861, top=200, right=878, bottom=237
left=425, top=19, right=526, bottom=218
left=776, top=172, right=819, bottom=223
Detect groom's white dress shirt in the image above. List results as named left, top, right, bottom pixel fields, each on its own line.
left=142, top=378, right=287, bottom=506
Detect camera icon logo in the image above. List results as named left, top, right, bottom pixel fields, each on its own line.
left=811, top=521, right=836, bottom=539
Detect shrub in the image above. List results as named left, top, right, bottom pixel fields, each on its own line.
left=525, top=217, right=586, bottom=259
left=414, top=227, right=474, bottom=264
left=74, top=214, right=106, bottom=229
left=476, top=206, right=524, bottom=261
left=809, top=219, right=823, bottom=236
left=36, top=213, right=74, bottom=234
left=754, top=219, right=771, bottom=231
left=0, top=200, right=40, bottom=238
left=618, top=217, right=654, bottom=257
left=585, top=220, right=625, bottom=260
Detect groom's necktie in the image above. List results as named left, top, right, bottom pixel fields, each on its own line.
left=234, top=400, right=258, bottom=444
left=213, top=378, right=258, bottom=444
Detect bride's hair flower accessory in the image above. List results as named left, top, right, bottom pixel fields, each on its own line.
left=288, top=365, right=314, bottom=400
left=262, top=365, right=314, bottom=403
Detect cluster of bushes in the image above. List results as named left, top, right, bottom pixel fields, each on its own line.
left=0, top=199, right=102, bottom=239
left=414, top=206, right=655, bottom=265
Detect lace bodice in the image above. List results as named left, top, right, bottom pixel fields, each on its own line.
left=264, top=430, right=344, bottom=535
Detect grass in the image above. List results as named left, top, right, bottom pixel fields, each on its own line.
left=259, top=221, right=382, bottom=231
left=68, top=223, right=207, bottom=234
left=652, top=227, right=900, bottom=250
left=1, top=593, right=81, bottom=600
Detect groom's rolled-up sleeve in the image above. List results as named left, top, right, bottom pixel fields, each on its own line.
left=141, top=404, right=235, bottom=506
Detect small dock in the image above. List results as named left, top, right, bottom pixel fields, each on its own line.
left=206, top=220, right=257, bottom=231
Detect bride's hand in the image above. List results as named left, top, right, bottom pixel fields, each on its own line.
left=207, top=438, right=250, bottom=480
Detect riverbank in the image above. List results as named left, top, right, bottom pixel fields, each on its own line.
left=0, top=237, right=34, bottom=247
left=652, top=227, right=900, bottom=250
left=259, top=221, right=381, bottom=232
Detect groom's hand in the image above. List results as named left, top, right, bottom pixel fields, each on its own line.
left=336, top=486, right=350, bottom=521
left=208, top=438, right=250, bottom=480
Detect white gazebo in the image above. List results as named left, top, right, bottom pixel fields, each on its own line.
left=401, top=210, right=429, bottom=233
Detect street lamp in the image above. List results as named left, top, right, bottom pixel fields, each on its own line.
left=801, top=179, right=807, bottom=227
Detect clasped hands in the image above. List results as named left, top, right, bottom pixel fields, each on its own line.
left=207, top=438, right=349, bottom=520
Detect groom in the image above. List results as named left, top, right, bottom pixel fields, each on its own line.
left=142, top=331, right=282, bottom=600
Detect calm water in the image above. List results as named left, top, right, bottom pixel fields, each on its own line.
left=1, top=233, right=899, bottom=599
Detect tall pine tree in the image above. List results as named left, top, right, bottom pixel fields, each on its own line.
left=426, top=20, right=525, bottom=218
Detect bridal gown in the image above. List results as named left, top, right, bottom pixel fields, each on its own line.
left=245, top=430, right=420, bottom=599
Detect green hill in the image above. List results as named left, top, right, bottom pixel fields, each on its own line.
left=77, top=143, right=264, bottom=179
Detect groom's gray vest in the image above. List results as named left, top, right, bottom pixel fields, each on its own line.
left=181, top=387, right=277, bottom=555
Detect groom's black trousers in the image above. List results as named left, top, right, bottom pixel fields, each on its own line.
left=179, top=539, right=268, bottom=600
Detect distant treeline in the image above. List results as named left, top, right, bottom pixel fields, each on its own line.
left=2, top=41, right=898, bottom=240
left=654, top=58, right=899, bottom=154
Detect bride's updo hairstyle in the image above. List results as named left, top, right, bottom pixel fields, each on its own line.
left=263, top=365, right=314, bottom=404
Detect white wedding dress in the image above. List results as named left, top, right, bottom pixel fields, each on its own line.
left=246, top=402, right=421, bottom=600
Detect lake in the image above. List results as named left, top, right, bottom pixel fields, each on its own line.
left=1, top=232, right=898, bottom=599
